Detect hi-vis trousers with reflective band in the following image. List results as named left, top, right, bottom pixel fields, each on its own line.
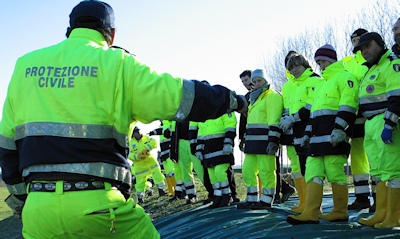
left=364, top=113, right=400, bottom=182
left=22, top=181, right=160, bottom=239
left=178, top=139, right=204, bottom=183
left=243, top=154, right=276, bottom=191
left=287, top=145, right=302, bottom=178
left=305, top=155, right=347, bottom=184
left=135, top=164, right=165, bottom=193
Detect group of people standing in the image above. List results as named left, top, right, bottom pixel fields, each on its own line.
left=236, top=21, right=400, bottom=229
left=131, top=19, right=400, bottom=230
left=3, top=1, right=400, bottom=237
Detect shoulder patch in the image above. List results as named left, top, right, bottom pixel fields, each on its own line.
left=393, top=64, right=400, bottom=72
left=347, top=80, right=354, bottom=88
left=366, top=85, right=375, bottom=93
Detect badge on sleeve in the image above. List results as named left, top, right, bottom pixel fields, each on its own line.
left=393, top=64, right=400, bottom=72
left=370, top=75, right=376, bottom=80
left=366, top=85, right=374, bottom=93
left=347, top=80, right=354, bottom=88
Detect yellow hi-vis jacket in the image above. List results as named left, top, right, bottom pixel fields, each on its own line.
left=149, top=120, right=172, bottom=162
left=0, top=28, right=241, bottom=195
left=289, top=68, right=322, bottom=149
left=342, top=51, right=368, bottom=138
left=244, top=87, right=283, bottom=154
left=197, top=113, right=237, bottom=168
left=342, top=51, right=368, bottom=81
left=307, top=61, right=359, bottom=157
left=129, top=135, right=159, bottom=178
left=359, top=50, right=400, bottom=128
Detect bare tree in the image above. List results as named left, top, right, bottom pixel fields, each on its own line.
left=264, top=0, right=400, bottom=92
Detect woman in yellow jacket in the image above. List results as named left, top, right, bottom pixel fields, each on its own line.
left=238, top=69, right=283, bottom=210
left=280, top=53, right=322, bottom=213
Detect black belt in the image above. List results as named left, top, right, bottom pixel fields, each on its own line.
left=29, top=180, right=106, bottom=193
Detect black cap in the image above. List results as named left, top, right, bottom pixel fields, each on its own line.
left=133, top=127, right=140, bottom=133
left=70, top=1, right=115, bottom=28
left=351, top=28, right=368, bottom=40
left=353, top=32, right=385, bottom=53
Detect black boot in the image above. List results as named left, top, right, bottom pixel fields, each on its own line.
left=170, top=190, right=183, bottom=201
left=146, top=188, right=154, bottom=197
left=186, top=194, right=198, bottom=204
left=281, top=181, right=296, bottom=202
left=158, top=188, right=166, bottom=197
left=236, top=201, right=257, bottom=209
left=231, top=194, right=240, bottom=203
left=249, top=201, right=272, bottom=210
left=348, top=194, right=370, bottom=210
left=203, top=195, right=214, bottom=205
left=209, top=196, right=222, bottom=209
left=219, top=194, right=232, bottom=207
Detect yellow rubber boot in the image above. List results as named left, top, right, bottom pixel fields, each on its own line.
left=166, top=176, right=176, bottom=196
left=358, top=180, right=387, bottom=227
left=374, top=187, right=400, bottom=228
left=291, top=178, right=307, bottom=213
left=286, top=182, right=323, bottom=225
left=319, top=183, right=348, bottom=222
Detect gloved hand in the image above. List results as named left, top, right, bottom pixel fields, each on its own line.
left=279, top=115, right=295, bottom=131
left=195, top=151, right=203, bottom=160
left=138, top=149, right=149, bottom=159
left=163, top=129, right=172, bottom=138
left=298, top=135, right=310, bottom=147
left=381, top=124, right=394, bottom=144
left=222, top=144, right=233, bottom=155
left=329, top=129, right=347, bottom=147
left=266, top=142, right=279, bottom=155
left=5, top=194, right=25, bottom=218
left=148, top=131, right=155, bottom=136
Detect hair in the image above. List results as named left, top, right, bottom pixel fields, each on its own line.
left=201, top=80, right=210, bottom=85
left=286, top=54, right=312, bottom=71
left=239, top=70, right=252, bottom=79
left=66, top=16, right=114, bottom=44
left=284, top=51, right=297, bottom=67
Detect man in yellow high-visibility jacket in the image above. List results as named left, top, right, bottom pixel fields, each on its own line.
left=355, top=32, right=400, bottom=229
left=342, top=28, right=373, bottom=212
left=129, top=127, right=165, bottom=203
left=0, top=1, right=247, bottom=238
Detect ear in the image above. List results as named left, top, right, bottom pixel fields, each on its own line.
left=109, top=28, right=116, bottom=46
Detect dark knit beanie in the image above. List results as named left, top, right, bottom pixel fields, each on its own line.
left=314, top=44, right=337, bottom=63
left=351, top=28, right=368, bottom=40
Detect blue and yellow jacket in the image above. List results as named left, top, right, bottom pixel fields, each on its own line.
left=244, top=87, right=283, bottom=154
left=197, top=113, right=237, bottom=168
left=306, top=61, right=359, bottom=157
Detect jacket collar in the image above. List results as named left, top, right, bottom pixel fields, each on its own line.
left=295, top=68, right=313, bottom=82
left=68, top=28, right=109, bottom=47
left=321, top=61, right=344, bottom=80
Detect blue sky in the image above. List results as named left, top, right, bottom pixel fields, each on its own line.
left=0, top=0, right=369, bottom=165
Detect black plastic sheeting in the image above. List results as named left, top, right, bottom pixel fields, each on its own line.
left=154, top=193, right=400, bottom=238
